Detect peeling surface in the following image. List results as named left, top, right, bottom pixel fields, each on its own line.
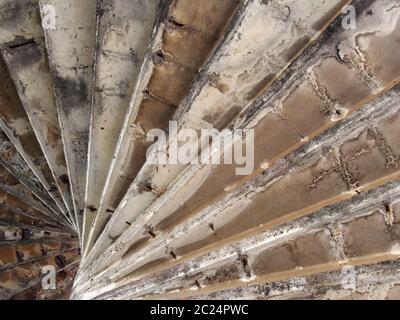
left=0, top=248, right=80, bottom=299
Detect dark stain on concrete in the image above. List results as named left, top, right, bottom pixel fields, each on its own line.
left=312, top=0, right=348, bottom=31
left=0, top=1, right=23, bottom=27
left=3, top=38, right=42, bottom=69
left=53, top=75, right=88, bottom=117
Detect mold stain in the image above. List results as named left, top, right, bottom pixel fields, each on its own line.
left=3, top=38, right=42, bottom=69
left=53, top=75, right=88, bottom=117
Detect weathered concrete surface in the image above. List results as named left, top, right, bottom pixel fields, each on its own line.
left=135, top=0, right=400, bottom=246
left=0, top=57, right=67, bottom=218
left=129, top=0, right=400, bottom=252
left=83, top=0, right=241, bottom=268
left=0, top=190, right=69, bottom=231
left=193, top=260, right=400, bottom=300
left=0, top=165, right=55, bottom=217
left=0, top=0, right=75, bottom=224
left=0, top=130, right=71, bottom=226
left=72, top=84, right=400, bottom=296
left=76, top=0, right=400, bottom=286
left=39, top=0, right=97, bottom=233
left=76, top=181, right=400, bottom=299
left=82, top=0, right=345, bottom=273
left=109, top=90, right=400, bottom=283
left=84, top=0, right=161, bottom=255
left=1, top=0, right=400, bottom=301
left=0, top=204, right=70, bottom=234
left=0, top=1, right=80, bottom=295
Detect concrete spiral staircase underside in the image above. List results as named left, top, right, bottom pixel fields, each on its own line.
left=1, top=0, right=400, bottom=300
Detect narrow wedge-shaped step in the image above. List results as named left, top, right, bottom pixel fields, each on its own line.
left=84, top=0, right=161, bottom=254
left=39, top=0, right=97, bottom=231
left=0, top=0, right=75, bottom=222
left=73, top=85, right=400, bottom=294
left=86, top=0, right=240, bottom=261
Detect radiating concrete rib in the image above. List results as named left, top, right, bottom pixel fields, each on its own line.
left=73, top=84, right=400, bottom=294
left=0, top=57, right=68, bottom=210
left=106, top=93, right=400, bottom=282
left=0, top=226, right=77, bottom=244
left=80, top=0, right=348, bottom=272
left=192, top=260, right=400, bottom=300
left=0, top=191, right=69, bottom=233
left=90, top=0, right=400, bottom=272
left=39, top=0, right=97, bottom=233
left=0, top=202, right=70, bottom=234
left=92, top=0, right=241, bottom=248
left=83, top=0, right=161, bottom=255
left=86, top=182, right=400, bottom=300
left=0, top=165, right=56, bottom=218
left=0, top=130, right=71, bottom=226
left=84, top=0, right=400, bottom=281
left=0, top=0, right=75, bottom=223
left=0, top=240, right=79, bottom=271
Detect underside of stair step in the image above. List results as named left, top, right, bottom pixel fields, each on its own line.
left=0, top=0, right=400, bottom=300
left=0, top=0, right=75, bottom=226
